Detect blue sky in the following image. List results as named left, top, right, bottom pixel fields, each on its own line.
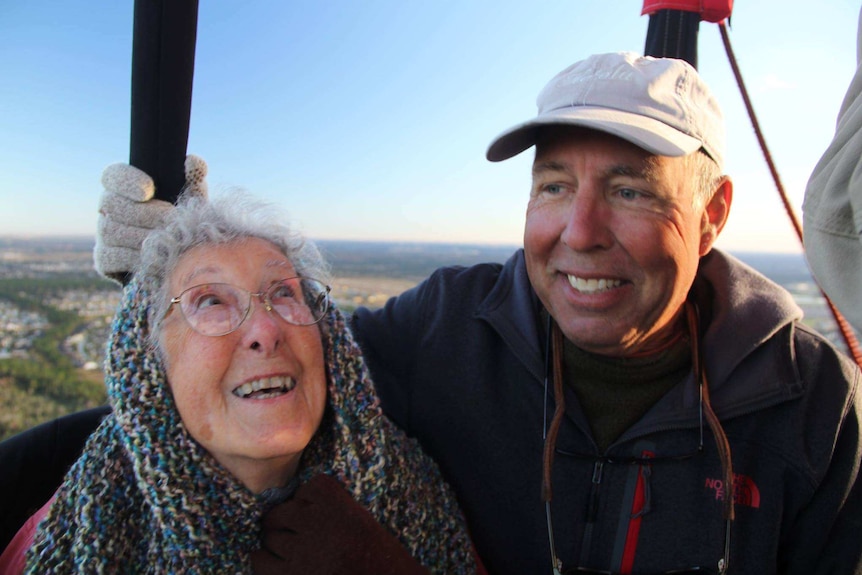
left=1, top=1, right=859, bottom=253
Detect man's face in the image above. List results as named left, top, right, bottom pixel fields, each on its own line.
left=524, top=129, right=730, bottom=357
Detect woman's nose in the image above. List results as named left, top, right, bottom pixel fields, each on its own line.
left=242, top=297, right=282, bottom=353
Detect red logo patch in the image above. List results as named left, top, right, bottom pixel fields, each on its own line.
left=704, top=473, right=760, bottom=508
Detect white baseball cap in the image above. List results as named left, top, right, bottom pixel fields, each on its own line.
left=486, top=52, right=725, bottom=171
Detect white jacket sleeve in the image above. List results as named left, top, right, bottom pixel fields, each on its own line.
left=803, top=6, right=862, bottom=334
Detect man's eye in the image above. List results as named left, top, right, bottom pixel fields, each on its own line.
left=544, top=184, right=565, bottom=194
left=618, top=188, right=643, bottom=200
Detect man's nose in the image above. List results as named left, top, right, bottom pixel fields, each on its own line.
left=560, top=191, right=614, bottom=252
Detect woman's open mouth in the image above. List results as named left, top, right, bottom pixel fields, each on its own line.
left=232, top=376, right=296, bottom=399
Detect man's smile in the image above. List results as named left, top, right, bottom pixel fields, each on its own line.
left=567, top=275, right=624, bottom=294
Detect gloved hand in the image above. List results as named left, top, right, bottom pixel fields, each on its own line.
left=93, top=154, right=208, bottom=282
left=250, top=474, right=429, bottom=575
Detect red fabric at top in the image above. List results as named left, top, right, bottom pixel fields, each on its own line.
left=641, top=0, right=733, bottom=23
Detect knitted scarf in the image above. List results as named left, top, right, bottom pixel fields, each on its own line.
left=25, top=280, right=476, bottom=574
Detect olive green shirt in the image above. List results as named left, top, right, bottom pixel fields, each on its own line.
left=562, top=337, right=692, bottom=452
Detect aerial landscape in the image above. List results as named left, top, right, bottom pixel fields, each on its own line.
left=0, top=236, right=844, bottom=441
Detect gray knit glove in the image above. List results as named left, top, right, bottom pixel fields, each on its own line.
left=94, top=155, right=208, bottom=282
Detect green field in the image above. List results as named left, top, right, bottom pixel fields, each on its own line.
left=0, top=277, right=113, bottom=441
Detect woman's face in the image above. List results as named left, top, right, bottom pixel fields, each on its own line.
left=159, top=238, right=327, bottom=492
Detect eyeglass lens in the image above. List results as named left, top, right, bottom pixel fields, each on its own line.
left=177, top=278, right=329, bottom=335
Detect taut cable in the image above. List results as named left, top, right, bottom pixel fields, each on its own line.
left=718, top=22, right=862, bottom=368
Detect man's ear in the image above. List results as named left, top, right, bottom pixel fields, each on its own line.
left=699, top=176, right=733, bottom=256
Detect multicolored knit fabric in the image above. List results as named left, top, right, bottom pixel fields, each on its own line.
left=25, top=279, right=476, bottom=574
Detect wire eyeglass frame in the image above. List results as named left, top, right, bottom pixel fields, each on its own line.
left=166, top=277, right=331, bottom=336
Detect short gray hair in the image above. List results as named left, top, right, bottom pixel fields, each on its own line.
left=687, top=150, right=724, bottom=211
left=137, top=191, right=331, bottom=345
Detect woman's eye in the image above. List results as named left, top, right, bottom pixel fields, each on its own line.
left=271, top=284, right=297, bottom=301
left=195, top=293, right=224, bottom=310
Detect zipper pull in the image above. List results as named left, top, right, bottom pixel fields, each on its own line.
left=632, top=464, right=652, bottom=518
left=586, top=460, right=604, bottom=523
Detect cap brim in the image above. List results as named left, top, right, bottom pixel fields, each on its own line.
left=486, top=107, right=703, bottom=162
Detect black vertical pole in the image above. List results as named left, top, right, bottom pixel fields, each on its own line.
left=130, top=0, right=199, bottom=204
left=644, top=9, right=701, bottom=69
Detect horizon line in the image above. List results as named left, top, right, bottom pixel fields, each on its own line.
left=0, top=234, right=807, bottom=256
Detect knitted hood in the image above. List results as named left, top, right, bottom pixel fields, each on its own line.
left=26, top=280, right=476, bottom=574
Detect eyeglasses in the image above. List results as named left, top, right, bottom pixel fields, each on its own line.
left=542, top=302, right=734, bottom=575
left=166, top=277, right=331, bottom=336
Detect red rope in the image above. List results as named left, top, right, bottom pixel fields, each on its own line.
left=718, top=22, right=862, bottom=368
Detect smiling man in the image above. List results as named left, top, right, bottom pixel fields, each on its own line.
left=352, top=52, right=862, bottom=574
left=524, top=126, right=729, bottom=357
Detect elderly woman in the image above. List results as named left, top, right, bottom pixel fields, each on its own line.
left=1, top=193, right=478, bottom=574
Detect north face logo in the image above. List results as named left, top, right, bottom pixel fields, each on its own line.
left=704, top=473, right=760, bottom=508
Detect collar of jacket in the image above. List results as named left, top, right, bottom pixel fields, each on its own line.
left=696, top=249, right=806, bottom=416
left=474, top=248, right=807, bottom=423
left=474, top=249, right=545, bottom=382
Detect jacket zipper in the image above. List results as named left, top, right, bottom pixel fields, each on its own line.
left=578, top=460, right=605, bottom=565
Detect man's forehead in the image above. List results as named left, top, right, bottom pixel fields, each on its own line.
left=531, top=138, right=697, bottom=196
left=532, top=158, right=659, bottom=180
left=533, top=133, right=671, bottom=174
